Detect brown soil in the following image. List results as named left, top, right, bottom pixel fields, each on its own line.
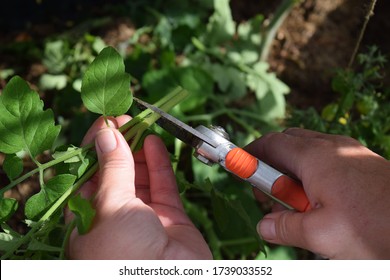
left=232, top=0, right=389, bottom=110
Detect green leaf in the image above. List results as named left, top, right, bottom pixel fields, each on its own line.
left=69, top=152, right=96, bottom=178
left=27, top=239, right=62, bottom=252
left=43, top=40, right=69, bottom=74
left=0, top=198, right=18, bottom=223
left=206, top=0, right=236, bottom=45
left=3, top=154, right=23, bottom=181
left=24, top=192, right=46, bottom=221
left=142, top=68, right=177, bottom=102
left=247, top=62, right=289, bottom=100
left=142, top=66, right=213, bottom=112
left=0, top=76, right=61, bottom=158
left=208, top=63, right=246, bottom=100
left=257, top=89, right=287, bottom=121
left=0, top=224, right=21, bottom=252
left=192, top=157, right=228, bottom=185
left=321, top=103, right=338, bottom=121
left=39, top=74, right=68, bottom=90
left=256, top=245, right=297, bottom=260
left=81, top=46, right=132, bottom=117
left=173, top=66, right=213, bottom=112
left=25, top=174, right=77, bottom=220
left=52, top=145, right=85, bottom=163
left=68, top=194, right=96, bottom=235
left=211, top=189, right=229, bottom=231
left=246, top=62, right=289, bottom=120
left=237, top=14, right=263, bottom=45
left=55, top=147, right=97, bottom=179
left=155, top=16, right=173, bottom=48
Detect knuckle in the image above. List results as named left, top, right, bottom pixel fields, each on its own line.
left=282, top=127, right=301, bottom=134
left=276, top=211, right=294, bottom=244
left=102, top=157, right=133, bottom=171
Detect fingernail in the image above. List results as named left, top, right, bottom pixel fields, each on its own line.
left=96, top=128, right=117, bottom=154
left=257, top=218, right=276, bottom=240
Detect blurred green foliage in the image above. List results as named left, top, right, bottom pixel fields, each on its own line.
left=289, top=46, right=390, bottom=159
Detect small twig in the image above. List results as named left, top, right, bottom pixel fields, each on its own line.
left=259, top=0, right=299, bottom=62
left=347, top=0, right=378, bottom=69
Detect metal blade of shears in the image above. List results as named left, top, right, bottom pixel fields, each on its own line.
left=133, top=97, right=218, bottom=148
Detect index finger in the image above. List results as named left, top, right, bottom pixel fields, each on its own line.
left=143, top=135, right=184, bottom=211
left=245, top=131, right=308, bottom=180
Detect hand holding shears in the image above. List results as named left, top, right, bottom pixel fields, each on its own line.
left=134, top=97, right=311, bottom=212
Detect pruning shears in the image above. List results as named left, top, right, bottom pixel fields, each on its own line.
left=134, top=97, right=311, bottom=212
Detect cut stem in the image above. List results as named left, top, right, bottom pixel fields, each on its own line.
left=259, top=0, right=299, bottom=62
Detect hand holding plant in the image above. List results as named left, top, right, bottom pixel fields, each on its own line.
left=0, top=46, right=192, bottom=259
left=67, top=116, right=211, bottom=259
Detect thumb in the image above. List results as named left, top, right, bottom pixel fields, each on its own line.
left=257, top=210, right=310, bottom=249
left=94, top=127, right=135, bottom=212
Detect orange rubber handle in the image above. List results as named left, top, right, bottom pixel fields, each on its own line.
left=271, top=176, right=311, bottom=212
left=225, top=147, right=311, bottom=212
left=225, top=147, right=258, bottom=179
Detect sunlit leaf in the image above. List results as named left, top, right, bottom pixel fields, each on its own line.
left=208, top=63, right=246, bottom=100
left=0, top=76, right=61, bottom=158
left=81, top=46, right=132, bottom=117
left=206, top=0, right=236, bottom=45
left=43, top=40, right=69, bottom=74
left=39, top=74, right=67, bottom=90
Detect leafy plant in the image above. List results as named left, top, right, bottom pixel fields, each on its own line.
left=0, top=46, right=188, bottom=259
left=289, top=46, right=390, bottom=158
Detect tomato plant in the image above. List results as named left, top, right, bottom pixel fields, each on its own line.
left=0, top=47, right=189, bottom=259
left=289, top=46, right=390, bottom=159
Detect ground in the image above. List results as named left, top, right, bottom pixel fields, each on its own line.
left=232, top=0, right=389, bottom=110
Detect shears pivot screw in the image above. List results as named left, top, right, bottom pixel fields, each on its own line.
left=209, top=125, right=230, bottom=140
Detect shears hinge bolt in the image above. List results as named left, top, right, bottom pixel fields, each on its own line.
left=209, top=125, right=230, bottom=140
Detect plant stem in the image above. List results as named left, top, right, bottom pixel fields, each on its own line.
left=226, top=111, right=262, bottom=138
left=41, top=86, right=188, bottom=233
left=0, top=144, right=94, bottom=196
left=1, top=221, right=38, bottom=259
left=1, top=88, right=188, bottom=196
left=172, top=138, right=183, bottom=172
left=1, top=87, right=189, bottom=259
left=259, top=0, right=299, bottom=62
left=60, top=220, right=76, bottom=259
left=347, top=0, right=377, bottom=69
left=42, top=163, right=99, bottom=222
